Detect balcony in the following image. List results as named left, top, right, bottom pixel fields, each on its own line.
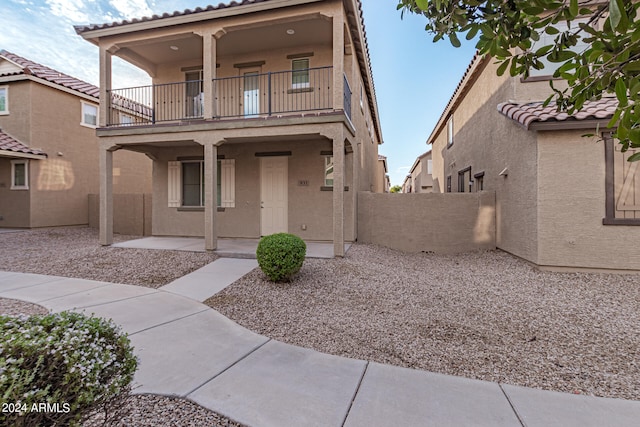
left=106, top=66, right=352, bottom=127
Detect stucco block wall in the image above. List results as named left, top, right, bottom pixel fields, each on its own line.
left=152, top=139, right=354, bottom=241
left=358, top=191, right=496, bottom=253
left=537, top=131, right=640, bottom=270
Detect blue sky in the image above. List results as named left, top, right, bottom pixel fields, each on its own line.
left=2, top=0, right=477, bottom=186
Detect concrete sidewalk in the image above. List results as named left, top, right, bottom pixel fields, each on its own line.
left=1, top=269, right=639, bottom=427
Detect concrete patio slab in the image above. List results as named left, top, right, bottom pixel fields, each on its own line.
left=160, top=258, right=258, bottom=301
left=0, top=272, right=62, bottom=292
left=129, top=309, right=269, bottom=396
left=71, top=291, right=208, bottom=334
left=502, top=384, right=640, bottom=427
left=0, top=277, right=110, bottom=304
left=189, top=340, right=367, bottom=427
left=344, top=362, right=521, bottom=427
left=113, top=237, right=350, bottom=259
left=44, top=283, right=157, bottom=312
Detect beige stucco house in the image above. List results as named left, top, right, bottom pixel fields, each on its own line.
left=375, top=154, right=389, bottom=193
left=402, top=150, right=433, bottom=194
left=427, top=52, right=640, bottom=272
left=0, top=50, right=151, bottom=229
left=75, top=0, right=383, bottom=256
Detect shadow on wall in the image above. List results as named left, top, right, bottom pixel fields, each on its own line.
left=357, top=191, right=496, bottom=254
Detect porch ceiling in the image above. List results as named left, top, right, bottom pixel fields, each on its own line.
left=113, top=16, right=332, bottom=69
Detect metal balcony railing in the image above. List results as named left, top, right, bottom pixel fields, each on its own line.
left=106, top=66, right=351, bottom=126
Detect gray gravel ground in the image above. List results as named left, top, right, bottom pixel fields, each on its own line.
left=206, top=244, right=640, bottom=401
left=0, top=227, right=217, bottom=287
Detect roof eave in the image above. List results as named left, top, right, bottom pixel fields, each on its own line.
left=0, top=149, right=47, bottom=160
left=529, top=118, right=613, bottom=131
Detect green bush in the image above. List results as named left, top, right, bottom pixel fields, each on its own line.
left=256, top=233, right=306, bottom=282
left=0, top=311, right=138, bottom=427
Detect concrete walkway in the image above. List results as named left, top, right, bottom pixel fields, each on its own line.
left=1, top=269, right=640, bottom=426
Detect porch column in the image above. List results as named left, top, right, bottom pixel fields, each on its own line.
left=99, top=46, right=112, bottom=127
left=202, top=31, right=217, bottom=119
left=99, top=143, right=114, bottom=246
left=204, top=142, right=218, bottom=251
left=332, top=129, right=345, bottom=257
left=332, top=13, right=345, bottom=112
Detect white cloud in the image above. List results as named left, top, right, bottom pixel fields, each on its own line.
left=396, top=166, right=410, bottom=173
left=45, top=0, right=90, bottom=22
left=109, top=0, right=152, bottom=19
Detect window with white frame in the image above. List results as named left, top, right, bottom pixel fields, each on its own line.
left=0, top=86, right=8, bottom=114
left=81, top=102, right=98, bottom=127
left=528, top=19, right=590, bottom=78
left=167, top=159, right=235, bottom=208
left=427, top=159, right=433, bottom=175
left=324, top=156, right=334, bottom=187
left=291, top=58, right=310, bottom=88
left=120, top=113, right=134, bottom=126
left=447, top=116, right=454, bottom=147
left=11, top=159, right=28, bottom=190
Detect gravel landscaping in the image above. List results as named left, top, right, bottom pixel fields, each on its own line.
left=2, top=227, right=639, bottom=402
left=0, top=227, right=216, bottom=288
left=206, top=244, right=640, bottom=401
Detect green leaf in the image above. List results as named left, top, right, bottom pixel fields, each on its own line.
left=466, top=26, right=479, bottom=40
left=615, top=78, right=628, bottom=106
left=627, top=152, right=640, bottom=162
left=415, top=0, right=429, bottom=10
left=569, top=0, right=578, bottom=18
left=497, top=59, right=510, bottom=76
left=449, top=32, right=462, bottom=48
left=545, top=26, right=560, bottom=35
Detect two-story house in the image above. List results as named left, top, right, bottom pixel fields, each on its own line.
left=427, top=51, right=640, bottom=271
left=403, top=151, right=433, bottom=194
left=0, top=50, right=151, bottom=230
left=75, top=0, right=383, bottom=257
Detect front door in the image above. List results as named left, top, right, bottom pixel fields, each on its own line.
left=261, top=157, right=288, bottom=236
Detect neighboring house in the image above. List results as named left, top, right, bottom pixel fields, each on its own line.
left=401, top=174, right=412, bottom=194
left=405, top=150, right=433, bottom=193
left=0, top=50, right=151, bottom=229
left=376, top=154, right=390, bottom=193
left=427, top=52, right=640, bottom=271
left=75, top=0, right=383, bottom=256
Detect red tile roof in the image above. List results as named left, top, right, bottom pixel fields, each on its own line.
left=0, top=129, right=47, bottom=157
left=0, top=50, right=99, bottom=99
left=497, top=97, right=617, bottom=130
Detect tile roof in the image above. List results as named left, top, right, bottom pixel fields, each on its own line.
left=497, top=97, right=617, bottom=130
left=0, top=50, right=99, bottom=99
left=0, top=129, right=47, bottom=157
left=74, top=0, right=271, bottom=33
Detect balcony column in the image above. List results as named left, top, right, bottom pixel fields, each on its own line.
left=331, top=127, right=345, bottom=257
left=202, top=31, right=217, bottom=119
left=99, top=46, right=112, bottom=127
left=99, top=142, right=115, bottom=246
left=203, top=140, right=218, bottom=251
left=332, top=13, right=345, bottom=113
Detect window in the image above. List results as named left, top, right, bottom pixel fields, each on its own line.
left=185, top=70, right=204, bottom=117
left=447, top=116, right=454, bottom=147
left=167, top=160, right=235, bottom=208
left=446, top=175, right=451, bottom=193
left=324, top=156, right=334, bottom=186
left=0, top=86, right=8, bottom=114
left=292, top=58, right=310, bottom=88
left=11, top=159, right=28, bottom=190
left=81, top=102, right=98, bottom=127
left=120, top=114, right=134, bottom=126
left=458, top=167, right=472, bottom=192
left=427, top=159, right=433, bottom=175
left=604, top=136, right=640, bottom=225
left=528, top=19, right=590, bottom=79
left=474, top=172, right=485, bottom=192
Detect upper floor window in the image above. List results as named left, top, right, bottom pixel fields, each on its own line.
left=447, top=116, right=454, bottom=147
left=427, top=159, right=433, bottom=175
left=292, top=58, right=310, bottom=88
left=528, top=19, right=590, bottom=79
left=324, top=156, right=334, bottom=187
left=11, top=159, right=28, bottom=190
left=81, top=102, right=98, bottom=127
left=0, top=87, right=8, bottom=114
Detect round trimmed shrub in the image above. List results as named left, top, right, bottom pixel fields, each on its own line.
left=256, top=233, right=306, bottom=282
left=0, top=311, right=138, bottom=427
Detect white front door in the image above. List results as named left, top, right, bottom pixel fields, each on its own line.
left=261, top=157, right=288, bottom=236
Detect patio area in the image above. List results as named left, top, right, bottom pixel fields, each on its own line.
left=113, top=237, right=350, bottom=259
